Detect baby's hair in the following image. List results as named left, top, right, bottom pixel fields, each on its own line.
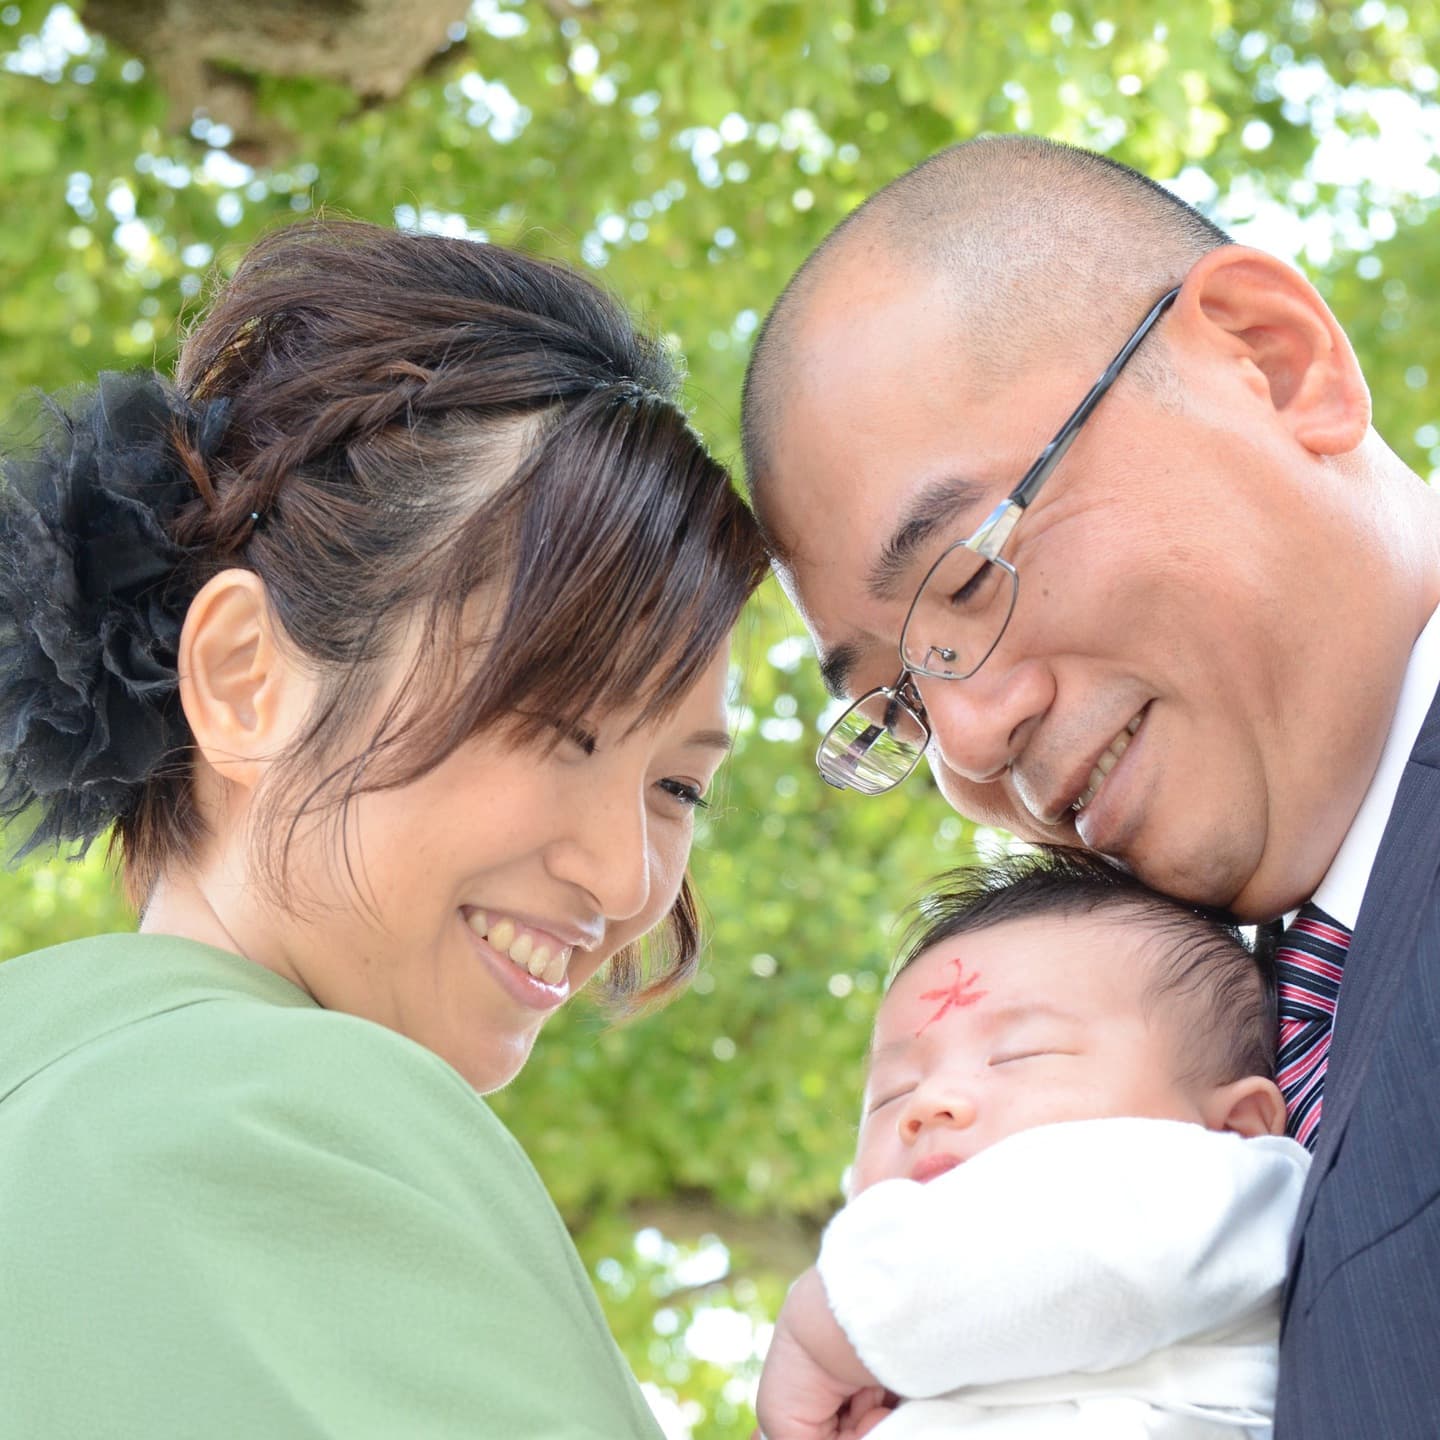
left=893, top=848, right=1277, bottom=1084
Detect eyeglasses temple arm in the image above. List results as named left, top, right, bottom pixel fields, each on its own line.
left=1011, top=286, right=1182, bottom=512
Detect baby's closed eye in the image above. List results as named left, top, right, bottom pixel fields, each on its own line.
left=987, top=1049, right=1076, bottom=1067
left=865, top=1086, right=916, bottom=1115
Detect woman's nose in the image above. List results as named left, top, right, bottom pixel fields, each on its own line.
left=546, top=785, right=654, bottom=922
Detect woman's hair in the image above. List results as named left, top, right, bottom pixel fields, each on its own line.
left=894, top=848, right=1278, bottom=1085
left=0, top=218, right=767, bottom=1004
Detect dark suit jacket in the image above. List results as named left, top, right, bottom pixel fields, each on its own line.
left=1276, top=680, right=1440, bottom=1437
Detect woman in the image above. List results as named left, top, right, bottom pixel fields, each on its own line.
left=0, top=220, right=766, bottom=1436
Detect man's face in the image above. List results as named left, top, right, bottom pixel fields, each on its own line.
left=762, top=260, right=1395, bottom=919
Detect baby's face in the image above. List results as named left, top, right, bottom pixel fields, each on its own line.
left=852, top=913, right=1211, bottom=1193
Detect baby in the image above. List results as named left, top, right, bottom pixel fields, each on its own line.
left=757, top=850, right=1310, bottom=1440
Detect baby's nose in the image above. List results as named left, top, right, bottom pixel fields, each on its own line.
left=901, top=1090, right=977, bottom=1140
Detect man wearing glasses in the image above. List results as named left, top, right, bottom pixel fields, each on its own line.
left=741, top=135, right=1440, bottom=1438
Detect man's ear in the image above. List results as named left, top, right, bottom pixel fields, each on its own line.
left=177, top=569, right=312, bottom=792
left=1203, top=1074, right=1288, bottom=1139
left=1173, top=245, right=1371, bottom=456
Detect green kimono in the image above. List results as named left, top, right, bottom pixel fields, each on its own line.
left=0, top=933, right=664, bottom=1439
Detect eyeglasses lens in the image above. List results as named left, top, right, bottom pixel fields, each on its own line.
left=817, top=689, right=928, bottom=794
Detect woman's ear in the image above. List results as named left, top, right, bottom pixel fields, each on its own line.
left=178, top=569, right=313, bottom=791
left=1203, top=1074, right=1289, bottom=1140
left=1172, top=244, right=1371, bottom=456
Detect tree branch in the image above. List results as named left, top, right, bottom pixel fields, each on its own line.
left=615, top=1190, right=830, bottom=1283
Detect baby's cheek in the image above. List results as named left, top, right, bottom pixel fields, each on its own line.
left=1048, top=1094, right=1100, bottom=1128
left=1025, top=1090, right=1095, bottom=1131
left=849, top=1137, right=887, bottom=1194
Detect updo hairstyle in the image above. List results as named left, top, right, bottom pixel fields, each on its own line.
left=0, top=219, right=767, bottom=1002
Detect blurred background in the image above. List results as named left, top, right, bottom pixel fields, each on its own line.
left=2, top=1, right=1438, bottom=1433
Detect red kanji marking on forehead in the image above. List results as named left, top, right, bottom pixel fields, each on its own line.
left=915, top=957, right=987, bottom=1036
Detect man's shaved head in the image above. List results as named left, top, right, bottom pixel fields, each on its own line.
left=741, top=135, right=1230, bottom=533
left=736, top=129, right=1427, bottom=922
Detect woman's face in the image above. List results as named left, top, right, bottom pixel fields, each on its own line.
left=235, top=645, right=734, bottom=1092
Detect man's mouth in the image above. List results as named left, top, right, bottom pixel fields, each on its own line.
left=1070, top=712, right=1144, bottom=815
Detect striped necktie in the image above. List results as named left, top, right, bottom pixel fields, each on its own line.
left=1276, top=902, right=1352, bottom=1152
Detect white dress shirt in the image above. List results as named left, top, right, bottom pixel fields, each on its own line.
left=1306, top=602, right=1440, bottom=929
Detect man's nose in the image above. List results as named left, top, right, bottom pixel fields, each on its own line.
left=914, top=657, right=1053, bottom=784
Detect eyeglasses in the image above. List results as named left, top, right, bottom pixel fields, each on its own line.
left=816, top=286, right=1182, bottom=795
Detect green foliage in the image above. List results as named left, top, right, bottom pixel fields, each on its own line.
left=0, top=846, right=134, bottom=958
left=3, top=1, right=1439, bottom=1433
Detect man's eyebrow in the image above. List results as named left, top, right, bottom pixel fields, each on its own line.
left=865, top=476, right=991, bottom=605
left=815, top=478, right=992, bottom=699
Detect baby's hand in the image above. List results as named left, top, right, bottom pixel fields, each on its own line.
left=756, top=1315, right=858, bottom=1439
left=835, top=1388, right=895, bottom=1439
left=756, top=1268, right=881, bottom=1440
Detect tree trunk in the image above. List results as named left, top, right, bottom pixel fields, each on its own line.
left=82, top=0, right=470, bottom=163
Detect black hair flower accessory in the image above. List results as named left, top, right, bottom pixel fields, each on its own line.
left=0, top=371, right=226, bottom=857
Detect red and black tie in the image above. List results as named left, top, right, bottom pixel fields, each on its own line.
left=1276, top=902, right=1352, bottom=1152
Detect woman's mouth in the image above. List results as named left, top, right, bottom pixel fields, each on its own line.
left=464, top=909, right=572, bottom=986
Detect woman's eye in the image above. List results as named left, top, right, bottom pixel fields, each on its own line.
left=657, top=777, right=709, bottom=810
left=558, top=722, right=598, bottom=756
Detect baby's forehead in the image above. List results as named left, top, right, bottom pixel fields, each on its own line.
left=873, top=911, right=1168, bottom=1039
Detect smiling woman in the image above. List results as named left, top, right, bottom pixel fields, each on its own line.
left=0, top=219, right=766, bottom=1438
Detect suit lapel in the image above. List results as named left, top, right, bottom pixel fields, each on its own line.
left=1289, top=681, right=1440, bottom=1254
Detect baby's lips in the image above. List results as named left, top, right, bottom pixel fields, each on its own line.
left=910, top=1152, right=962, bottom=1183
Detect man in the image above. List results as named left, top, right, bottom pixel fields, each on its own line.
left=741, top=135, right=1440, bottom=1437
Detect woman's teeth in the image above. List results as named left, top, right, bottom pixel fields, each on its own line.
left=1071, top=713, right=1143, bottom=815
left=467, top=911, right=571, bottom=986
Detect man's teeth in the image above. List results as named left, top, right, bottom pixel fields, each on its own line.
left=466, top=910, right=571, bottom=985
left=1071, top=714, right=1143, bottom=815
